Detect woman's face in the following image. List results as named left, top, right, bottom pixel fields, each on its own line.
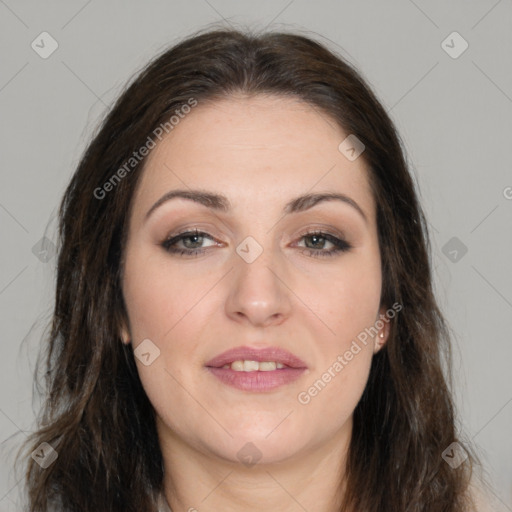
left=120, top=94, right=389, bottom=466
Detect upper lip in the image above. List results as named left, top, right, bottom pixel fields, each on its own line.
left=205, top=345, right=307, bottom=369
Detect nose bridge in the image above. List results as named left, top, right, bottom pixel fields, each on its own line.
left=226, top=230, right=292, bottom=326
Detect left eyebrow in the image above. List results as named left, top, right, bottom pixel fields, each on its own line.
left=144, top=189, right=368, bottom=224
left=284, top=192, right=368, bottom=224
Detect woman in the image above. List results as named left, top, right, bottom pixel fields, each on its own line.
left=17, top=27, right=482, bottom=511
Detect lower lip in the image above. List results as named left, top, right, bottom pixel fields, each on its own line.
left=206, top=367, right=306, bottom=392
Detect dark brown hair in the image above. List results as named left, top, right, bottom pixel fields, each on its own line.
left=17, top=26, right=477, bottom=511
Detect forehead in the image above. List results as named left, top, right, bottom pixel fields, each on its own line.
left=131, top=94, right=375, bottom=223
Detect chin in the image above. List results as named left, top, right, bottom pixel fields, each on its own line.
left=203, top=427, right=313, bottom=467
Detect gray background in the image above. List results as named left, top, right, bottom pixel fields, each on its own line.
left=1, top=0, right=511, bottom=510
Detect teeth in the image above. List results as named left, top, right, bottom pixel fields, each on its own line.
left=220, top=360, right=287, bottom=371
left=244, top=360, right=260, bottom=371
left=258, top=361, right=277, bottom=371
left=230, top=360, right=245, bottom=371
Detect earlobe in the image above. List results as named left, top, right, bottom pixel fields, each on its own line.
left=119, top=322, right=131, bottom=345
left=374, top=330, right=386, bottom=353
left=374, top=307, right=391, bottom=353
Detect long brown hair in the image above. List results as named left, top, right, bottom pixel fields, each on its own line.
left=17, top=26, right=476, bottom=511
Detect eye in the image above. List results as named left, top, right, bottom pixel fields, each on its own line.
left=161, top=229, right=218, bottom=257
left=295, top=231, right=352, bottom=258
left=161, top=229, right=352, bottom=259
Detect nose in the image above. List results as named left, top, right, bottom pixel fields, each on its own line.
left=225, top=244, right=293, bottom=328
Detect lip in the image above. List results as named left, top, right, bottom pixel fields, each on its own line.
left=205, top=345, right=308, bottom=392
left=205, top=345, right=308, bottom=369
left=207, top=366, right=306, bottom=392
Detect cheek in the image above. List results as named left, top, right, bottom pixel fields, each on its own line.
left=121, top=248, right=215, bottom=410
left=297, top=345, right=373, bottom=436
left=121, top=257, right=205, bottom=433
left=316, top=250, right=382, bottom=345
left=122, top=249, right=207, bottom=343
left=297, top=253, right=380, bottom=414
left=297, top=276, right=377, bottom=423
left=336, top=271, right=381, bottom=339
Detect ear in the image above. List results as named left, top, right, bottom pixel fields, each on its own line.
left=119, top=317, right=131, bottom=345
left=374, top=305, right=391, bottom=354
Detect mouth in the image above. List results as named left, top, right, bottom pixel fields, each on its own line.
left=205, top=345, right=307, bottom=370
left=205, top=345, right=307, bottom=392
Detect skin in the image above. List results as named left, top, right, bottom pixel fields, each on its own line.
left=120, top=94, right=390, bottom=512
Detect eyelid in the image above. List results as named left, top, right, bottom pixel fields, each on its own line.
left=162, top=228, right=221, bottom=247
left=292, top=224, right=347, bottom=241
left=162, top=224, right=224, bottom=241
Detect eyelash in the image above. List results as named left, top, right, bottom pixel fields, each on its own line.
left=161, top=229, right=351, bottom=258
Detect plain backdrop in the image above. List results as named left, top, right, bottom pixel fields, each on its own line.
left=1, top=1, right=511, bottom=510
